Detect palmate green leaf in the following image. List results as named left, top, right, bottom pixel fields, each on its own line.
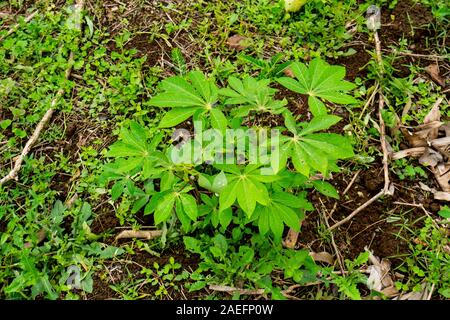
left=251, top=173, right=281, bottom=183
left=159, top=107, right=197, bottom=128
left=308, top=96, right=327, bottom=117
left=290, top=143, right=309, bottom=176
left=154, top=193, right=176, bottom=224
left=243, top=163, right=262, bottom=174
left=214, top=164, right=241, bottom=175
left=176, top=199, right=191, bottom=231
left=180, top=193, right=198, bottom=221
left=301, top=133, right=354, bottom=159
left=111, top=180, right=125, bottom=201
left=106, top=141, right=144, bottom=157
left=244, top=164, right=281, bottom=184
left=298, top=115, right=341, bottom=136
left=297, top=142, right=329, bottom=174
left=105, top=123, right=164, bottom=181
left=149, top=91, right=200, bottom=108
left=270, top=208, right=284, bottom=240
left=210, top=108, right=228, bottom=134
left=189, top=71, right=218, bottom=103
left=114, top=157, right=143, bottom=174
left=283, top=111, right=298, bottom=134
left=217, top=165, right=273, bottom=216
left=106, top=121, right=148, bottom=158
left=279, top=62, right=309, bottom=93
left=219, top=180, right=239, bottom=212
left=144, top=193, right=164, bottom=215
left=256, top=191, right=309, bottom=238
left=275, top=170, right=308, bottom=189
left=149, top=71, right=223, bottom=129
left=277, top=58, right=358, bottom=113
left=291, top=137, right=347, bottom=176
left=142, top=157, right=159, bottom=179
left=312, top=180, right=339, bottom=199
left=272, top=191, right=313, bottom=210
left=198, top=174, right=213, bottom=192
left=120, top=121, right=147, bottom=152
left=276, top=76, right=306, bottom=93
left=149, top=71, right=218, bottom=108
left=271, top=142, right=289, bottom=174
left=151, top=77, right=205, bottom=107
left=258, top=207, right=270, bottom=235
left=251, top=180, right=269, bottom=206
left=219, top=208, right=233, bottom=228
left=277, top=119, right=354, bottom=176
left=160, top=171, right=175, bottom=191
left=275, top=203, right=301, bottom=231
left=129, top=121, right=147, bottom=143
left=236, top=179, right=257, bottom=217
left=132, top=195, right=150, bottom=213
left=221, top=76, right=287, bottom=115
left=212, top=171, right=228, bottom=193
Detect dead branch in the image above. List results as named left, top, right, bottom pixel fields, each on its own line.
left=0, top=10, right=38, bottom=41
left=374, top=30, right=391, bottom=196
left=434, top=191, right=450, bottom=201
left=0, top=106, right=56, bottom=186
left=328, top=14, right=393, bottom=231
left=328, top=189, right=385, bottom=231
left=343, top=169, right=361, bottom=195
left=115, top=230, right=163, bottom=241
left=392, top=147, right=427, bottom=160
left=393, top=201, right=440, bottom=228
left=208, top=285, right=264, bottom=296
left=209, top=283, right=323, bottom=299
left=386, top=50, right=450, bottom=61
left=431, top=137, right=450, bottom=148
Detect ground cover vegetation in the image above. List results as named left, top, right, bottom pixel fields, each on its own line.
left=0, top=0, right=449, bottom=300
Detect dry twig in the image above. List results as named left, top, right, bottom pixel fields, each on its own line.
left=115, top=230, right=163, bottom=241
left=328, top=8, right=394, bottom=231
left=0, top=10, right=38, bottom=41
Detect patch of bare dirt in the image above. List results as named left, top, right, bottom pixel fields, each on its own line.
left=300, top=167, right=444, bottom=268
left=86, top=246, right=200, bottom=300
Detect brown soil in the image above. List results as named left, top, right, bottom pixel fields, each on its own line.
left=86, top=245, right=199, bottom=300
left=335, top=35, right=371, bottom=81
left=46, top=112, right=115, bottom=198
left=380, top=0, right=434, bottom=49
left=276, top=86, right=309, bottom=119
left=337, top=0, right=441, bottom=79
left=299, top=166, right=444, bottom=269
left=124, top=33, right=172, bottom=69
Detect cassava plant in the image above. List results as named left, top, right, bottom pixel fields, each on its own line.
left=101, top=58, right=357, bottom=241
